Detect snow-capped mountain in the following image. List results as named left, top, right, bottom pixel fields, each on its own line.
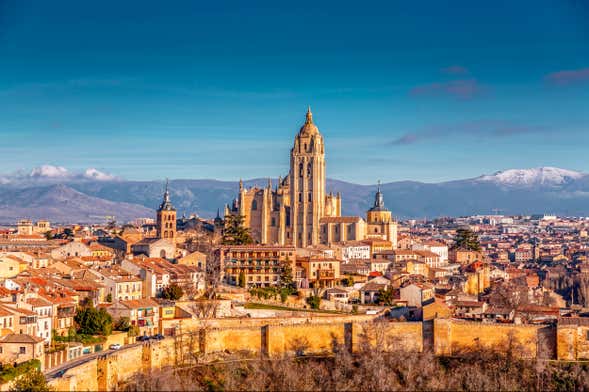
left=477, top=167, right=586, bottom=187
left=0, top=165, right=119, bottom=185
left=2, top=165, right=589, bottom=223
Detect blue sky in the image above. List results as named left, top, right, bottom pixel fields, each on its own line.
left=1, top=0, right=588, bottom=184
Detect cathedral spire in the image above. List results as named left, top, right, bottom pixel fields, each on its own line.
left=164, top=178, right=170, bottom=203
left=158, top=178, right=175, bottom=211
left=370, top=180, right=387, bottom=211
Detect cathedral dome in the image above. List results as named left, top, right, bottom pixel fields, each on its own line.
left=298, top=106, right=320, bottom=136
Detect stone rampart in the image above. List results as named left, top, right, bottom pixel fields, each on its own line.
left=47, top=316, right=422, bottom=390
left=434, top=319, right=555, bottom=359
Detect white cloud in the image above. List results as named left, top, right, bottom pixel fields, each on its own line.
left=83, top=168, right=117, bottom=181
left=29, top=165, right=71, bottom=178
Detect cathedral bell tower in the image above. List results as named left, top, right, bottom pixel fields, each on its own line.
left=156, top=179, right=177, bottom=241
left=289, top=107, right=325, bottom=247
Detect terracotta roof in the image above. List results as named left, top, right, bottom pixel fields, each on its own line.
left=320, top=216, right=363, bottom=224
left=26, top=297, right=52, bottom=307
left=0, top=334, right=44, bottom=344
left=119, top=298, right=159, bottom=309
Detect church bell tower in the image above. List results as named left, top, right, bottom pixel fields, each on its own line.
left=156, top=179, right=177, bottom=241
left=289, top=107, right=325, bottom=247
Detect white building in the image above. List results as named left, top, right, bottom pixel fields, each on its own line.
left=341, top=242, right=371, bottom=262
left=412, top=241, right=448, bottom=264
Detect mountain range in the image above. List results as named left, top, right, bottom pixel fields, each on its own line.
left=1, top=166, right=588, bottom=224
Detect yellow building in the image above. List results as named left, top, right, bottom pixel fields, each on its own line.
left=463, top=261, right=491, bottom=295
left=0, top=255, right=27, bottom=278
left=226, top=108, right=398, bottom=249
left=89, top=243, right=115, bottom=258
left=295, top=256, right=341, bottom=288
left=449, top=248, right=484, bottom=265
left=218, top=245, right=296, bottom=288
left=405, top=260, right=429, bottom=277
left=177, top=251, right=207, bottom=270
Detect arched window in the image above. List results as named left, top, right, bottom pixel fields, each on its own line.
left=299, top=162, right=304, bottom=177
left=307, top=163, right=312, bottom=176
left=160, top=250, right=166, bottom=258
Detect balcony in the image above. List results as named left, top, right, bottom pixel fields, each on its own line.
left=317, top=270, right=335, bottom=279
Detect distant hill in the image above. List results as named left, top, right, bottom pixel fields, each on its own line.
left=1, top=166, right=589, bottom=224
left=0, top=184, right=152, bottom=224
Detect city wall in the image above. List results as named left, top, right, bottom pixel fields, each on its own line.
left=433, top=319, right=556, bottom=359
left=47, top=316, right=421, bottom=391
left=47, top=317, right=587, bottom=391
left=556, top=319, right=589, bottom=361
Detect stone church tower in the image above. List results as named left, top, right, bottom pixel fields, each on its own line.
left=290, top=107, right=325, bottom=247
left=156, top=180, right=177, bottom=240
left=366, top=182, right=398, bottom=247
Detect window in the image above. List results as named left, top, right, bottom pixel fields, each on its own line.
left=299, top=193, right=302, bottom=202
left=19, top=347, right=26, bottom=354
left=307, top=163, right=312, bottom=176
left=299, top=163, right=304, bottom=177
left=308, top=193, right=312, bottom=202
left=271, top=217, right=276, bottom=227
left=252, top=200, right=257, bottom=210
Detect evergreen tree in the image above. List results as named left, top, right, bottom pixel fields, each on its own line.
left=378, top=287, right=395, bottom=306
left=74, top=304, right=113, bottom=336
left=238, top=271, right=246, bottom=288
left=279, top=259, right=294, bottom=291
left=452, top=228, right=481, bottom=251
left=222, top=215, right=254, bottom=245
left=160, top=284, right=184, bottom=300
left=9, top=369, right=52, bottom=392
left=306, top=295, right=321, bottom=310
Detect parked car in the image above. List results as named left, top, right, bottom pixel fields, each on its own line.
left=109, top=343, right=122, bottom=350
left=151, top=334, right=164, bottom=340
left=136, top=335, right=150, bottom=342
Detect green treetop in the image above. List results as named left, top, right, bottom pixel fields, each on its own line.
left=452, top=228, right=481, bottom=251
left=222, top=215, right=254, bottom=245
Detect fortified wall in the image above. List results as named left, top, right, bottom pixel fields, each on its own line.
left=556, top=318, right=589, bottom=361
left=48, top=317, right=589, bottom=391
left=433, top=319, right=556, bottom=359
left=48, top=316, right=422, bottom=391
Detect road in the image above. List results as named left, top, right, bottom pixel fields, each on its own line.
left=45, top=342, right=143, bottom=379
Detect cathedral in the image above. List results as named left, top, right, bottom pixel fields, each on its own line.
left=225, top=107, right=397, bottom=248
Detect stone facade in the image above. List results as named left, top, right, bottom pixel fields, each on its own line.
left=226, top=108, right=397, bottom=248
